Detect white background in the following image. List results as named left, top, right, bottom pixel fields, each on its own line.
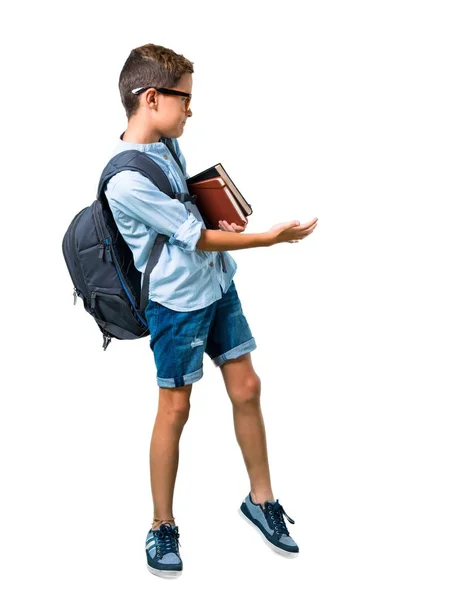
left=1, top=0, right=451, bottom=597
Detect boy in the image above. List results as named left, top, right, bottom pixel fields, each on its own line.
left=104, top=43, right=318, bottom=578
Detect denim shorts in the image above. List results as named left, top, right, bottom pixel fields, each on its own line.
left=144, top=280, right=257, bottom=388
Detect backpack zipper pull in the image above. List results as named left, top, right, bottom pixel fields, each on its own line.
left=105, top=238, right=113, bottom=262
left=73, top=287, right=78, bottom=305
left=103, top=333, right=112, bottom=351
left=91, top=291, right=96, bottom=309
left=98, top=242, right=105, bottom=259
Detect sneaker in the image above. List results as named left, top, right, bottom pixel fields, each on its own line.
left=145, top=523, right=183, bottom=578
left=238, top=492, right=299, bottom=557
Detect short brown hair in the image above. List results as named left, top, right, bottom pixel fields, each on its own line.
left=119, top=43, right=194, bottom=120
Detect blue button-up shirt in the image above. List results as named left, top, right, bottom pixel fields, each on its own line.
left=104, top=135, right=237, bottom=311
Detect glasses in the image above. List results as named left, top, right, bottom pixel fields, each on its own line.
left=131, top=86, right=192, bottom=113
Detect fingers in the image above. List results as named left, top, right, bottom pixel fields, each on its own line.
left=219, top=220, right=233, bottom=231
left=294, top=221, right=318, bottom=234
left=287, top=219, right=317, bottom=243
left=218, top=220, right=245, bottom=232
left=290, top=218, right=318, bottom=231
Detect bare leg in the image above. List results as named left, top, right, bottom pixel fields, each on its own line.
left=220, top=354, right=275, bottom=507
left=150, top=384, right=192, bottom=529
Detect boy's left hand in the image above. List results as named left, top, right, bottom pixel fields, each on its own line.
left=218, top=217, right=248, bottom=233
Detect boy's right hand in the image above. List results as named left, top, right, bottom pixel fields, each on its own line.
left=265, top=218, right=318, bottom=246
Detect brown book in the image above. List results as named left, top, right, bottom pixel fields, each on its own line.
left=186, top=163, right=253, bottom=230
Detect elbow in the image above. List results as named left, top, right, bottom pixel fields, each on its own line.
left=195, top=228, right=206, bottom=251
left=168, top=218, right=204, bottom=253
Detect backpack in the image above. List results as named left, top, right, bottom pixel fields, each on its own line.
left=62, top=137, right=197, bottom=351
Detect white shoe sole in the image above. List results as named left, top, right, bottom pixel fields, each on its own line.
left=147, top=563, right=182, bottom=578
left=237, top=507, right=299, bottom=558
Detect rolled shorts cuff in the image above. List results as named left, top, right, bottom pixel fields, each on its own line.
left=212, top=337, right=257, bottom=368
left=156, top=366, right=204, bottom=389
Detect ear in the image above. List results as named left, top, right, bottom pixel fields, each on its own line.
left=144, top=88, right=158, bottom=109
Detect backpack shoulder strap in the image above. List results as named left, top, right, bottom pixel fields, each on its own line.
left=97, top=149, right=174, bottom=200
left=97, top=148, right=194, bottom=204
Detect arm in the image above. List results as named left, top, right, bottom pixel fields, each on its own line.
left=197, top=218, right=319, bottom=251
left=196, top=228, right=270, bottom=251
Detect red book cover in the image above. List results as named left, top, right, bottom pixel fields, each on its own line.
left=187, top=176, right=247, bottom=229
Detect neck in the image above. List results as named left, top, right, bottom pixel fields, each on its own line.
left=121, top=117, right=162, bottom=144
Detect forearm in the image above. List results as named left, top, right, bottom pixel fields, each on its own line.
left=196, top=228, right=271, bottom=252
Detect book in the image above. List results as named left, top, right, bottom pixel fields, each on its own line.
left=186, top=163, right=253, bottom=230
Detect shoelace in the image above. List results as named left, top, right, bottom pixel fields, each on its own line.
left=154, top=524, right=182, bottom=559
left=263, top=499, right=295, bottom=537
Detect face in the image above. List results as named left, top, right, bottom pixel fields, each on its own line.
left=146, top=72, right=193, bottom=139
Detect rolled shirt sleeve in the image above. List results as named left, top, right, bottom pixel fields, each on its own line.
left=168, top=215, right=203, bottom=252
left=106, top=170, right=202, bottom=253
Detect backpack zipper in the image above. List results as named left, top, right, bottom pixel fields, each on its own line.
left=91, top=202, right=146, bottom=327
left=103, top=237, right=148, bottom=328
left=69, top=209, right=91, bottom=304
left=92, top=202, right=106, bottom=258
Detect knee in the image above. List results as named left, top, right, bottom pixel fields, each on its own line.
left=170, top=401, right=191, bottom=423
left=230, top=375, right=261, bottom=408
left=158, top=385, right=192, bottom=423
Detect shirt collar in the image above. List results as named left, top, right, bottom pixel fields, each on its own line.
left=116, top=130, right=166, bottom=152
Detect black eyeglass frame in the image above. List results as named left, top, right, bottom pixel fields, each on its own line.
left=131, top=86, right=192, bottom=112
